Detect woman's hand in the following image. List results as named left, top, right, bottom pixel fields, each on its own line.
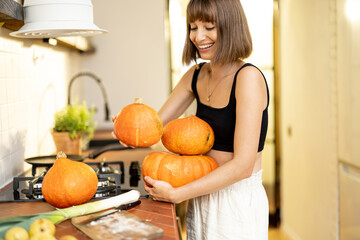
left=111, top=115, right=134, bottom=148
left=144, top=176, right=179, bottom=203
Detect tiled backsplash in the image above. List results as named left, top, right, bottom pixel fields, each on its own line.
left=0, top=28, right=82, bottom=188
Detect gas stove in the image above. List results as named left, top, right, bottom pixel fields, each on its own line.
left=0, top=159, right=148, bottom=203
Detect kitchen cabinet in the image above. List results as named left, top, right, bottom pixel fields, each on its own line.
left=0, top=0, right=23, bottom=20
left=0, top=0, right=24, bottom=31
left=339, top=163, right=360, bottom=239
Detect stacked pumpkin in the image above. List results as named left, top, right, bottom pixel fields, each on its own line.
left=143, top=116, right=218, bottom=187
left=113, top=98, right=218, bottom=188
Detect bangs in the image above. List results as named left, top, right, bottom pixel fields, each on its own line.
left=186, top=0, right=216, bottom=23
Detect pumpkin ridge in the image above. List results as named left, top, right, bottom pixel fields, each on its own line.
left=195, top=156, right=203, bottom=180
left=114, top=100, right=162, bottom=147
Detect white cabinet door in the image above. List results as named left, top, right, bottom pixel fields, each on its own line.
left=340, top=163, right=360, bottom=239
left=337, top=0, right=360, bottom=168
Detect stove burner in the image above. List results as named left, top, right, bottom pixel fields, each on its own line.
left=98, top=178, right=110, bottom=187
left=98, top=158, right=119, bottom=174
left=33, top=182, right=42, bottom=189
left=13, top=173, right=122, bottom=201
left=95, top=192, right=109, bottom=198
left=20, top=189, right=43, bottom=199
left=94, top=186, right=119, bottom=197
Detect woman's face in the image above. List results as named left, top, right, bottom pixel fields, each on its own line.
left=189, top=20, right=217, bottom=60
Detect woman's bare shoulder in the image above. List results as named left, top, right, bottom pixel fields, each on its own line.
left=235, top=64, right=267, bottom=108
left=236, top=64, right=263, bottom=80
left=177, top=64, right=199, bottom=85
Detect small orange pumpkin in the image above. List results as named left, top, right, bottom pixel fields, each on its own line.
left=161, top=116, right=215, bottom=155
left=42, top=152, right=98, bottom=208
left=114, top=98, right=163, bottom=147
left=142, top=152, right=218, bottom=188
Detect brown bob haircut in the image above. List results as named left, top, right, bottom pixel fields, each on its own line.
left=182, top=0, right=252, bottom=66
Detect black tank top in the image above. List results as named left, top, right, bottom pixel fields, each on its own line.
left=191, top=62, right=269, bottom=152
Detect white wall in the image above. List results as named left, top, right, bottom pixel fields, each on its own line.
left=79, top=0, right=170, bottom=129
left=0, top=27, right=82, bottom=188
left=0, top=0, right=170, bottom=189
left=279, top=0, right=341, bottom=239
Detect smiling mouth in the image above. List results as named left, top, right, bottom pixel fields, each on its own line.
left=198, top=43, right=214, bottom=50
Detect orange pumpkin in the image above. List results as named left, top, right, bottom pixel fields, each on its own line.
left=142, top=152, right=218, bottom=188
left=114, top=98, right=163, bottom=147
left=161, top=116, right=215, bottom=155
left=42, top=152, right=98, bottom=208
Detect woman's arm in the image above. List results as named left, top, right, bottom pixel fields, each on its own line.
left=112, top=65, right=196, bottom=146
left=158, top=66, right=197, bottom=126
left=145, top=66, right=268, bottom=203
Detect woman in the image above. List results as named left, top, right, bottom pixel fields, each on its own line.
left=117, top=0, right=269, bottom=239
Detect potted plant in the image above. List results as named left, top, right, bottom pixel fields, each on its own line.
left=52, top=101, right=97, bottom=155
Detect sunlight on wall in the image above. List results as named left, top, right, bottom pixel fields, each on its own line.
left=169, top=0, right=189, bottom=89
left=346, top=0, right=360, bottom=21
left=242, top=0, right=274, bottom=68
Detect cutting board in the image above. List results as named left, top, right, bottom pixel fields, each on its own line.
left=71, top=210, right=163, bottom=240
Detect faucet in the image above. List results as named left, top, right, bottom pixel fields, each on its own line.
left=67, top=72, right=111, bottom=121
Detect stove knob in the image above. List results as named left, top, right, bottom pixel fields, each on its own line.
left=129, top=161, right=140, bottom=176
left=130, top=175, right=140, bottom=187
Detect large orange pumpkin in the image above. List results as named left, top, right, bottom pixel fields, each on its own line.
left=114, top=98, right=163, bottom=147
left=161, top=116, right=215, bottom=155
left=42, top=152, right=98, bottom=208
left=142, top=152, right=218, bottom=188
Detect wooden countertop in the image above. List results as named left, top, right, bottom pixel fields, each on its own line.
left=0, top=198, right=180, bottom=240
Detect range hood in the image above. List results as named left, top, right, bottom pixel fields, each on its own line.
left=10, top=0, right=107, bottom=38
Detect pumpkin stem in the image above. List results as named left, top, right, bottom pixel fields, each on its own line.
left=134, top=97, right=143, bottom=104
left=56, top=151, right=67, bottom=159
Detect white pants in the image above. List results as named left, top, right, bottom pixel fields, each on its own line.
left=186, top=170, right=269, bottom=240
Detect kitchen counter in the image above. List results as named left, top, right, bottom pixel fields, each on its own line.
left=0, top=133, right=180, bottom=239
left=0, top=198, right=180, bottom=240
